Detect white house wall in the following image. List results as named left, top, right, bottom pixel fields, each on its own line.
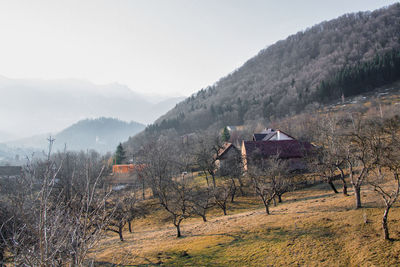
left=269, top=131, right=293, bottom=141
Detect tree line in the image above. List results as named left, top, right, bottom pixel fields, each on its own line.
left=317, top=48, right=400, bottom=101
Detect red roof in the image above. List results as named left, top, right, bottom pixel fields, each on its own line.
left=112, top=164, right=145, bottom=174
left=243, top=140, right=313, bottom=159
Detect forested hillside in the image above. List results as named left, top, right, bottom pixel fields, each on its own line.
left=139, top=4, right=400, bottom=140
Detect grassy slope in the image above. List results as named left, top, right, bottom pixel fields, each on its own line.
left=92, top=180, right=400, bottom=266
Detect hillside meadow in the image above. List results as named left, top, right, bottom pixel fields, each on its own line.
left=92, top=180, right=400, bottom=266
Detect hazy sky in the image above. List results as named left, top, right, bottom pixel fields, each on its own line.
left=0, top=0, right=398, bottom=97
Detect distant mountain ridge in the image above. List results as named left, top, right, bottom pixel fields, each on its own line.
left=54, top=117, right=145, bottom=153
left=5, top=117, right=145, bottom=154
left=0, top=77, right=184, bottom=140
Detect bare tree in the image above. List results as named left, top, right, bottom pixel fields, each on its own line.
left=368, top=117, right=400, bottom=240
left=249, top=165, right=276, bottom=214
left=311, top=147, right=340, bottom=194
left=249, top=155, right=291, bottom=214
left=157, top=177, right=192, bottom=238
left=194, top=133, right=224, bottom=189
left=314, top=116, right=349, bottom=195
left=0, top=203, right=16, bottom=266
left=218, top=148, right=245, bottom=202
left=140, top=139, right=192, bottom=237
left=189, top=186, right=214, bottom=222
left=345, top=116, right=379, bottom=209
left=106, top=201, right=128, bottom=242
left=213, top=181, right=234, bottom=216
left=0, top=141, right=112, bottom=266
left=105, top=192, right=146, bottom=241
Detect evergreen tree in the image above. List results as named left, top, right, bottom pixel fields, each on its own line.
left=222, top=126, right=231, bottom=142
left=114, top=142, right=126, bottom=165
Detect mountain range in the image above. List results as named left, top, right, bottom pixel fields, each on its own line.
left=0, top=76, right=184, bottom=141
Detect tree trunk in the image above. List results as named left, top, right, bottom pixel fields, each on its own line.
left=354, top=186, right=362, bottom=209
left=237, top=177, right=245, bottom=196
left=278, top=194, right=282, bottom=203
left=230, top=180, right=237, bottom=203
left=264, top=202, right=270, bottom=214
left=328, top=180, right=339, bottom=194
left=222, top=206, right=227, bottom=215
left=0, top=246, right=4, bottom=267
left=338, top=168, right=348, bottom=195
left=128, top=220, right=132, bottom=233
left=142, top=179, right=146, bottom=200
left=204, top=173, right=210, bottom=187
left=176, top=223, right=181, bottom=238
left=382, top=206, right=391, bottom=240
left=342, top=181, right=348, bottom=196
left=273, top=197, right=277, bottom=207
left=118, top=226, right=124, bottom=241
left=211, top=173, right=216, bottom=189
left=201, top=214, right=207, bottom=222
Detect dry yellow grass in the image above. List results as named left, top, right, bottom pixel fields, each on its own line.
left=90, top=180, right=400, bottom=266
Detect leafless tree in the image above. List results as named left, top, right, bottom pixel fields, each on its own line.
left=212, top=181, right=234, bottom=216
left=189, top=186, right=214, bottom=222
left=194, top=133, right=224, bottom=189
left=249, top=155, right=291, bottom=214
left=313, top=115, right=349, bottom=195
left=106, top=200, right=128, bottom=242
left=0, top=140, right=112, bottom=266
left=156, top=176, right=192, bottom=238
left=218, top=148, right=245, bottom=202
left=140, top=139, right=192, bottom=237
left=345, top=116, right=380, bottom=209
left=105, top=192, right=146, bottom=241
left=311, top=147, right=340, bottom=194
left=368, top=116, right=400, bottom=240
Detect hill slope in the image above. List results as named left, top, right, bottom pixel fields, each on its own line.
left=142, top=4, right=400, bottom=138
left=93, top=181, right=400, bottom=266
left=54, top=117, right=145, bottom=153
left=5, top=117, right=145, bottom=154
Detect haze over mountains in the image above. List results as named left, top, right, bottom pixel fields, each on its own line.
left=0, top=76, right=184, bottom=141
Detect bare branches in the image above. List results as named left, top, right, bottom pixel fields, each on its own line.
left=249, top=155, right=292, bottom=214
left=367, top=116, right=400, bottom=240
left=0, top=141, right=112, bottom=266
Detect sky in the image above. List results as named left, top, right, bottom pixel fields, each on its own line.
left=0, top=0, right=398, bottom=97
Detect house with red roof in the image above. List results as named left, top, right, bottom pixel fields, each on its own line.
left=106, top=164, right=146, bottom=191
left=243, top=130, right=313, bottom=171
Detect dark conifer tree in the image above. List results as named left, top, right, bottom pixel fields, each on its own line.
left=114, top=143, right=126, bottom=165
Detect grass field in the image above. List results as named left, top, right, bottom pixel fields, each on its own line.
left=91, top=180, right=400, bottom=266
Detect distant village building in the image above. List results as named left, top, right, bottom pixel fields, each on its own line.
left=252, top=128, right=294, bottom=141
left=216, top=142, right=240, bottom=169
left=226, top=125, right=246, bottom=132
left=106, top=164, right=145, bottom=191
left=214, top=128, right=313, bottom=172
